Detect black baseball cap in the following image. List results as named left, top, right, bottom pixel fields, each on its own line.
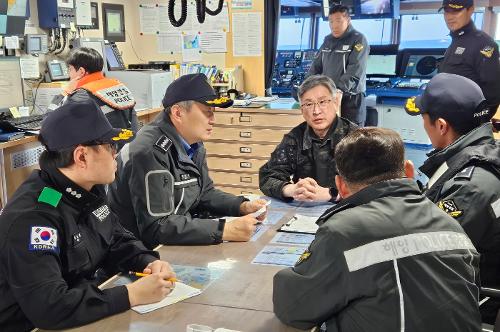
left=162, top=73, right=233, bottom=108
left=405, top=73, right=491, bottom=127
left=40, top=100, right=134, bottom=151
left=439, top=0, right=473, bottom=12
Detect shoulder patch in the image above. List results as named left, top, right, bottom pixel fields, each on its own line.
left=154, top=135, right=172, bottom=154
left=354, top=43, right=364, bottom=52
left=29, top=226, right=58, bottom=252
left=480, top=46, right=494, bottom=58
left=38, top=187, right=62, bottom=207
left=491, top=197, right=500, bottom=219
left=438, top=199, right=463, bottom=218
left=454, top=166, right=475, bottom=181
left=295, top=249, right=311, bottom=266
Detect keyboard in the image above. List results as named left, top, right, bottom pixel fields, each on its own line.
left=0, top=115, right=44, bottom=132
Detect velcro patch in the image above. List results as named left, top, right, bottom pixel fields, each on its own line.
left=92, top=205, right=111, bottom=222
left=93, top=84, right=135, bottom=110
left=354, top=43, right=364, bottom=52
left=454, top=166, right=475, bottom=181
left=154, top=135, right=172, bottom=154
left=480, top=46, right=494, bottom=58
left=295, top=249, right=311, bottom=266
left=38, top=187, right=62, bottom=207
left=29, top=226, right=58, bottom=252
left=438, top=199, right=463, bottom=218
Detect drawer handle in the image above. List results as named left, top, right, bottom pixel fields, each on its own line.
left=240, top=146, right=252, bottom=153
left=240, top=176, right=252, bottom=183
left=239, top=115, right=251, bottom=122
left=240, top=162, right=252, bottom=168
left=240, top=131, right=252, bottom=138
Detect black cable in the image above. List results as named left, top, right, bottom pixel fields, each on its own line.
left=168, top=0, right=187, bottom=27
left=196, top=0, right=206, bottom=24
left=31, top=77, right=45, bottom=114
left=168, top=0, right=224, bottom=27
left=205, top=0, right=224, bottom=16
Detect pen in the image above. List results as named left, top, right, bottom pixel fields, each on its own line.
left=129, top=271, right=178, bottom=282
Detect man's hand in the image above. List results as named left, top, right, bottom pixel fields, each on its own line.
left=282, top=178, right=332, bottom=202
left=126, top=269, right=176, bottom=307
left=239, top=199, right=268, bottom=221
left=143, top=260, right=174, bottom=275
left=222, top=215, right=258, bottom=241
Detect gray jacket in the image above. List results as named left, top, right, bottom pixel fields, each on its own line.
left=273, top=179, right=481, bottom=332
left=308, top=25, right=369, bottom=95
left=108, top=111, right=246, bottom=248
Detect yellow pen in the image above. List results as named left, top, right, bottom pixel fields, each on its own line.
left=129, top=271, right=178, bottom=282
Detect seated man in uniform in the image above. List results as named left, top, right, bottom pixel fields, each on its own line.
left=108, top=73, right=267, bottom=248
left=0, top=100, right=176, bottom=332
left=259, top=75, right=357, bottom=202
left=273, top=127, right=481, bottom=332
left=51, top=47, right=137, bottom=147
left=405, top=73, right=500, bottom=324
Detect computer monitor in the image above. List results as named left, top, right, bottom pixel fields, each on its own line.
left=104, top=43, right=123, bottom=70
left=366, top=55, right=397, bottom=76
left=322, top=0, right=355, bottom=19
left=0, top=58, right=24, bottom=110
left=356, top=0, right=399, bottom=19
left=399, top=48, right=446, bottom=79
left=28, top=36, right=41, bottom=52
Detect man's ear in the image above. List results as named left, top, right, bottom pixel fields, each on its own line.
left=335, top=175, right=351, bottom=199
left=437, top=118, right=450, bottom=136
left=73, top=146, right=87, bottom=168
left=404, top=160, right=415, bottom=179
left=170, top=104, right=184, bottom=122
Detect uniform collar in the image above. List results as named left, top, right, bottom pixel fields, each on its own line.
left=75, top=72, right=105, bottom=89
left=178, top=134, right=200, bottom=159
left=303, top=117, right=339, bottom=150
left=40, top=165, right=105, bottom=208
left=450, top=21, right=475, bottom=38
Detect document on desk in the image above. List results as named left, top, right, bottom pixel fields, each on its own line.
left=270, top=232, right=315, bottom=245
left=252, top=245, right=307, bottom=267
left=295, top=201, right=335, bottom=218
left=278, top=214, right=319, bottom=234
left=171, top=264, right=225, bottom=291
left=132, top=282, right=202, bottom=314
left=224, top=217, right=269, bottom=242
left=262, top=210, right=286, bottom=225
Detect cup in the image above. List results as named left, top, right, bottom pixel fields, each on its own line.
left=186, top=324, right=213, bottom=332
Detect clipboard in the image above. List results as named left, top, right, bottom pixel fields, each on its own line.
left=278, top=214, right=319, bottom=234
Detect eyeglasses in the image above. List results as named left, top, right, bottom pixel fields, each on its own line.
left=83, top=142, right=118, bottom=155
left=300, top=99, right=332, bottom=112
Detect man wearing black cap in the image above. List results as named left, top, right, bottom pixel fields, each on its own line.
left=405, top=73, right=500, bottom=323
left=439, top=0, right=500, bottom=114
left=0, top=100, right=176, bottom=332
left=108, top=73, right=268, bottom=248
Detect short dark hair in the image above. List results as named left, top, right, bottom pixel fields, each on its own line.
left=164, top=100, right=194, bottom=115
left=329, top=4, right=350, bottom=16
left=38, top=136, right=100, bottom=169
left=427, top=104, right=489, bottom=136
left=335, top=127, right=405, bottom=186
left=67, top=47, right=104, bottom=73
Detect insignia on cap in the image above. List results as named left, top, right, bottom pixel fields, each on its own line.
left=38, top=187, right=62, bottom=208
left=206, top=96, right=230, bottom=105
left=480, top=46, right=494, bottom=58
left=112, top=129, right=134, bottom=141
left=295, top=249, right=311, bottom=266
left=405, top=97, right=420, bottom=114
left=154, top=135, right=172, bottom=154
left=438, top=199, right=463, bottom=218
left=449, top=3, right=464, bottom=8
left=354, top=43, right=364, bottom=52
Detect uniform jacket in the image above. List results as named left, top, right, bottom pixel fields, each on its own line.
left=108, top=111, right=246, bottom=248
left=273, top=179, right=481, bottom=332
left=308, top=25, right=369, bottom=95
left=259, top=117, right=357, bottom=200
left=439, top=21, right=500, bottom=108
left=0, top=166, right=159, bottom=332
left=420, top=123, right=500, bottom=287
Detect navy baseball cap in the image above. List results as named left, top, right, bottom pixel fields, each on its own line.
left=439, top=0, right=473, bottom=11
left=40, top=100, right=133, bottom=151
left=405, top=73, right=491, bottom=126
left=162, top=73, right=233, bottom=108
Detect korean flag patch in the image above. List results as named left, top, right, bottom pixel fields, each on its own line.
left=29, top=226, right=58, bottom=252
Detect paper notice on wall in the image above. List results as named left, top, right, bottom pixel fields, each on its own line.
left=182, top=33, right=202, bottom=62
left=200, top=31, right=226, bottom=53
left=203, top=1, right=229, bottom=32
left=232, top=0, right=252, bottom=9
left=158, top=4, right=181, bottom=33
left=157, top=33, right=182, bottom=54
left=232, top=12, right=261, bottom=57
left=20, top=56, right=40, bottom=79
left=4, top=36, right=19, bottom=49
left=139, top=4, right=159, bottom=35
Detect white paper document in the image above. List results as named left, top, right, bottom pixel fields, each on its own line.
left=232, top=12, right=262, bottom=56
left=139, top=4, right=160, bottom=35
left=132, top=282, right=201, bottom=314
left=200, top=31, right=227, bottom=53
left=158, top=33, right=182, bottom=54
left=279, top=214, right=319, bottom=234
left=20, top=56, right=40, bottom=79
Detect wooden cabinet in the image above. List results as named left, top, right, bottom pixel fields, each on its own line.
left=206, top=108, right=303, bottom=196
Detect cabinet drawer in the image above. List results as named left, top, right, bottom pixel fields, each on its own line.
left=215, top=185, right=263, bottom=196
left=211, top=171, right=260, bottom=187
left=211, top=127, right=289, bottom=143
left=205, top=142, right=277, bottom=158
left=207, top=157, right=267, bottom=173
left=215, top=112, right=303, bottom=128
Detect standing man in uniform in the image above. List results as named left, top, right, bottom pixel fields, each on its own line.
left=439, top=0, right=500, bottom=114
left=259, top=75, right=356, bottom=202
left=308, top=5, right=369, bottom=126
left=0, top=100, right=176, bottom=332
left=273, top=127, right=481, bottom=332
left=405, top=73, right=500, bottom=324
left=108, top=74, right=267, bottom=249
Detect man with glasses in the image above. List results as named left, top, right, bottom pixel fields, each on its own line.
left=0, top=100, right=176, bottom=331
left=308, top=4, right=369, bottom=126
left=259, top=75, right=357, bottom=202
left=439, top=0, right=500, bottom=114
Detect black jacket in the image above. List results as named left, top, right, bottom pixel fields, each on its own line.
left=439, top=21, right=500, bottom=109
left=108, top=111, right=246, bottom=248
left=0, top=167, right=158, bottom=332
left=420, top=123, right=500, bottom=288
left=273, top=179, right=481, bottom=332
left=259, top=117, right=357, bottom=200
left=308, top=25, right=369, bottom=95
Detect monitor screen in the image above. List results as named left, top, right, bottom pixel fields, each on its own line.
left=360, top=0, right=391, bottom=15
left=49, top=63, right=63, bottom=77
left=366, top=54, right=396, bottom=76
left=105, top=44, right=121, bottom=70
left=402, top=54, right=442, bottom=78
left=0, top=58, right=24, bottom=109
left=28, top=36, right=41, bottom=52
left=322, top=0, right=355, bottom=18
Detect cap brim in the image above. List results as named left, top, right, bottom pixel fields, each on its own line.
left=404, top=96, right=424, bottom=116
left=99, top=128, right=135, bottom=144
left=439, top=5, right=466, bottom=12
left=197, top=95, right=234, bottom=108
